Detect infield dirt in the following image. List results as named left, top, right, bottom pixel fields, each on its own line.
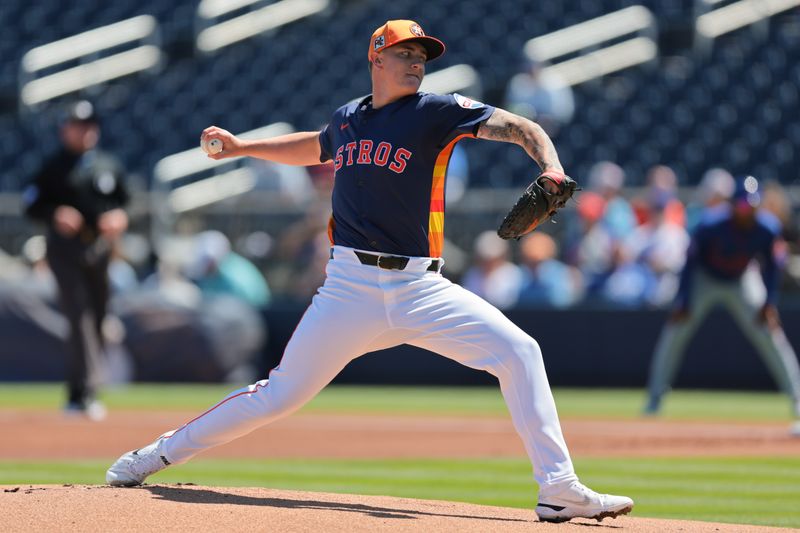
left=2, top=409, right=799, bottom=532
left=2, top=409, right=799, bottom=459
left=2, top=484, right=795, bottom=533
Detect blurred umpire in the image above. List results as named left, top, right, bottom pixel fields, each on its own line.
left=22, top=100, right=130, bottom=420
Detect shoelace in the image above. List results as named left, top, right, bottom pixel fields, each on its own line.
left=568, top=482, right=604, bottom=506
left=129, top=446, right=166, bottom=478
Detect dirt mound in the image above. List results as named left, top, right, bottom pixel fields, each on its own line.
left=0, top=485, right=790, bottom=532
left=3, top=410, right=797, bottom=531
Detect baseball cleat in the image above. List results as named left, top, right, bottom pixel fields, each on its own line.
left=64, top=400, right=107, bottom=422
left=536, top=481, right=634, bottom=523
left=642, top=396, right=661, bottom=416
left=106, top=437, right=171, bottom=487
left=790, top=420, right=800, bottom=438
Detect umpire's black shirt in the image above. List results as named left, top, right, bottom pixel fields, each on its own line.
left=23, top=148, right=129, bottom=235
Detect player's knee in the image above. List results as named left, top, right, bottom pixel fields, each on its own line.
left=515, top=337, right=543, bottom=366
left=491, top=336, right=543, bottom=378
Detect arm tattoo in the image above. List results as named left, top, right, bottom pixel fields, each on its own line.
left=477, top=109, right=563, bottom=171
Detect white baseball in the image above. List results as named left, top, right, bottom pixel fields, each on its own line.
left=201, top=138, right=223, bottom=155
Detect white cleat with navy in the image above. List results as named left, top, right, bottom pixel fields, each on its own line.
left=536, top=481, right=634, bottom=523
left=106, top=437, right=171, bottom=487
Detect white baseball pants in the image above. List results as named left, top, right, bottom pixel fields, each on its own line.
left=160, top=245, right=578, bottom=491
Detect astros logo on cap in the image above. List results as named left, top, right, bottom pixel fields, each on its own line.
left=368, top=19, right=446, bottom=63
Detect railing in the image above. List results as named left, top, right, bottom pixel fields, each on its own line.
left=523, top=6, right=658, bottom=87
left=419, top=64, right=482, bottom=99
left=195, top=0, right=330, bottom=53
left=151, top=122, right=297, bottom=248
left=694, top=0, right=800, bottom=54
left=19, top=15, right=163, bottom=108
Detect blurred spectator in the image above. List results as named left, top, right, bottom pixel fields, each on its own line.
left=187, top=230, right=271, bottom=308
left=108, top=241, right=139, bottom=295
left=564, top=192, right=617, bottom=297
left=21, top=100, right=129, bottom=420
left=141, top=246, right=203, bottom=309
left=580, top=166, right=689, bottom=307
left=20, top=235, right=56, bottom=294
left=248, top=158, right=315, bottom=205
left=237, top=231, right=274, bottom=262
left=598, top=255, right=657, bottom=307
left=504, top=58, right=575, bottom=136
left=624, top=190, right=690, bottom=306
left=286, top=232, right=332, bottom=303
left=605, top=190, right=689, bottom=306
left=685, top=167, right=735, bottom=232
left=439, top=237, right=470, bottom=284
left=761, top=180, right=800, bottom=292
left=517, top=232, right=583, bottom=308
left=644, top=176, right=800, bottom=433
left=632, top=165, right=686, bottom=228
left=119, top=240, right=264, bottom=384
left=587, top=161, right=637, bottom=239
left=462, top=230, right=524, bottom=309
left=274, top=200, right=332, bottom=303
left=305, top=160, right=336, bottom=198
left=761, top=180, right=798, bottom=245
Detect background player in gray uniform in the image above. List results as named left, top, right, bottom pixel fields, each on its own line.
left=644, top=175, right=800, bottom=435
left=107, top=19, right=633, bottom=523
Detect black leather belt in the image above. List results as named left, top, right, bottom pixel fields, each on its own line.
left=354, top=251, right=441, bottom=272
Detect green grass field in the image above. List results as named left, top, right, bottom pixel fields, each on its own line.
left=1, top=383, right=797, bottom=420
left=1, top=384, right=799, bottom=528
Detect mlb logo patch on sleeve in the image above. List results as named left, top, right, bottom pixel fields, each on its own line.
left=454, top=93, right=484, bottom=109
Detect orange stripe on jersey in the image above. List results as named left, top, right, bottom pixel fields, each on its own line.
left=428, top=134, right=470, bottom=258
left=327, top=215, right=335, bottom=246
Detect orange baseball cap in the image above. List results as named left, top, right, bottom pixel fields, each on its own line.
left=368, top=20, right=445, bottom=63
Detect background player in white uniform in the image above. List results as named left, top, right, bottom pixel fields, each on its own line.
left=107, top=19, right=633, bottom=523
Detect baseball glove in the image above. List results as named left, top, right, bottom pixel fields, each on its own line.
left=497, top=170, right=578, bottom=240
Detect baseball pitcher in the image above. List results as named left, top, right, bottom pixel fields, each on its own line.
left=107, top=20, right=632, bottom=523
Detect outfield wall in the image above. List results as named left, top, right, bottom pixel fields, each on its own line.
left=262, top=306, right=800, bottom=390
left=3, top=301, right=800, bottom=390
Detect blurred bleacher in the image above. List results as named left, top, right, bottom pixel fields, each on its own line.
left=3, top=1, right=800, bottom=381
left=1, top=0, right=798, bottom=190
left=0, top=0, right=798, bottom=264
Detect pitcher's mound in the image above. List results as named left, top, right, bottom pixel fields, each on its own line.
left=0, top=484, right=787, bottom=532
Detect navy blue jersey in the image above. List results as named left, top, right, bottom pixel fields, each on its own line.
left=676, top=206, right=783, bottom=305
left=319, top=92, right=495, bottom=257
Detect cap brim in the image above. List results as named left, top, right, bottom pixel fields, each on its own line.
left=396, top=36, right=446, bottom=62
